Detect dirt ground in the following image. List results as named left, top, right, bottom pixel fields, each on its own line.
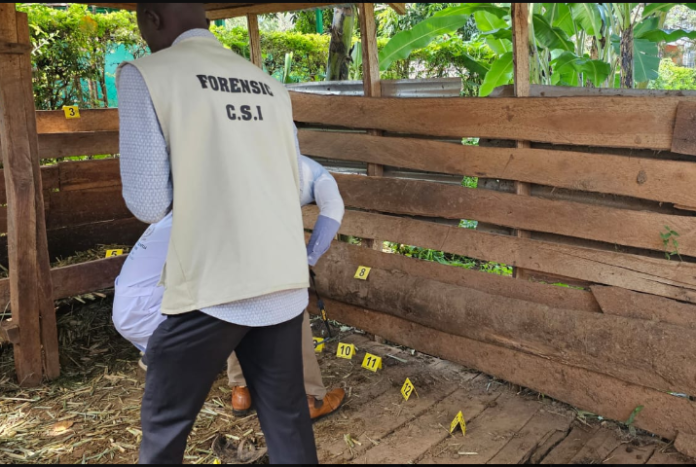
left=0, top=297, right=693, bottom=465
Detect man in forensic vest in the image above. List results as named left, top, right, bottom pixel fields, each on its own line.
left=117, top=3, right=316, bottom=464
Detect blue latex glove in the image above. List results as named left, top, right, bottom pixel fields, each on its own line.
left=307, top=215, right=341, bottom=266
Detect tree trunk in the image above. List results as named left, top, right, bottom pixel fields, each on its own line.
left=620, top=26, right=634, bottom=89
left=73, top=76, right=84, bottom=107
left=326, top=5, right=356, bottom=81
left=99, top=71, right=109, bottom=108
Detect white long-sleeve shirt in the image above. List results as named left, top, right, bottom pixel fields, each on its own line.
left=113, top=156, right=344, bottom=351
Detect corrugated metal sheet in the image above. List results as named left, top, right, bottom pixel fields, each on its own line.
left=287, top=78, right=462, bottom=98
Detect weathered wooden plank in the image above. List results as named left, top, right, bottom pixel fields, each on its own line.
left=303, top=207, right=696, bottom=303
left=569, top=429, right=622, bottom=464
left=355, top=388, right=498, bottom=464
left=0, top=217, right=146, bottom=266
left=38, top=131, right=119, bottom=159
left=418, top=393, right=541, bottom=464
left=36, top=108, right=119, bottom=134
left=530, top=430, right=574, bottom=464
left=32, top=93, right=696, bottom=151
left=58, top=158, right=120, bottom=191
left=317, top=339, right=463, bottom=462
left=308, top=297, right=696, bottom=441
left=492, top=83, right=696, bottom=98
left=606, top=442, right=655, bottom=464
left=46, top=217, right=145, bottom=262
left=46, top=185, right=131, bottom=230
left=303, top=232, right=599, bottom=313
left=333, top=174, right=696, bottom=257
left=298, top=130, right=696, bottom=210
left=51, top=255, right=125, bottom=300
left=31, top=91, right=696, bottom=152
left=0, top=164, right=60, bottom=207
left=647, top=448, right=694, bottom=464
left=671, top=102, right=696, bottom=157
left=0, top=4, right=43, bottom=386
left=0, top=255, right=126, bottom=313
left=487, top=409, right=575, bottom=464
left=312, top=243, right=696, bottom=395
left=592, top=286, right=696, bottom=330
left=291, top=92, right=696, bottom=150
left=541, top=427, right=596, bottom=464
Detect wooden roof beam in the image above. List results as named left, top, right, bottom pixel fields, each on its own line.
left=206, top=3, right=344, bottom=20
left=388, top=3, right=406, bottom=15
left=80, top=3, right=409, bottom=19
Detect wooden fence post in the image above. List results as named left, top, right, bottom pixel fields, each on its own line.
left=247, top=14, right=262, bottom=68
left=358, top=2, right=386, bottom=344
left=0, top=4, right=58, bottom=385
left=359, top=2, right=383, bottom=177
left=511, top=3, right=532, bottom=280
left=17, top=11, right=60, bottom=380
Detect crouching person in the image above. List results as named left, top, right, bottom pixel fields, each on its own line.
left=113, top=155, right=346, bottom=421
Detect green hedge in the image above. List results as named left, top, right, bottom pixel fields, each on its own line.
left=212, top=25, right=495, bottom=94
left=212, top=26, right=330, bottom=82
left=649, top=58, right=696, bottom=90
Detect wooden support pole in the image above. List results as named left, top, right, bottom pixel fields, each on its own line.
left=359, top=2, right=383, bottom=178
left=0, top=4, right=41, bottom=385
left=387, top=3, right=407, bottom=15
left=358, top=2, right=385, bottom=344
left=0, top=4, right=58, bottom=385
left=511, top=3, right=532, bottom=280
left=247, top=14, right=262, bottom=68
left=17, top=11, right=60, bottom=380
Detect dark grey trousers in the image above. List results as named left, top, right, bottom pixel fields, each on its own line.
left=138, top=311, right=317, bottom=465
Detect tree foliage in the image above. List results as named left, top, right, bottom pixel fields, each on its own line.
left=19, top=4, right=146, bottom=110
left=379, top=2, right=696, bottom=96
left=650, top=57, right=696, bottom=89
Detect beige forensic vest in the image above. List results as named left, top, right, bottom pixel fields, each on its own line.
left=118, top=36, right=309, bottom=315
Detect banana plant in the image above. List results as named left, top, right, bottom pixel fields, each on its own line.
left=378, top=3, right=508, bottom=71
left=377, top=3, right=696, bottom=96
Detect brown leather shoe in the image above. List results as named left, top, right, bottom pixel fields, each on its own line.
left=308, top=388, right=345, bottom=422
left=231, top=386, right=252, bottom=417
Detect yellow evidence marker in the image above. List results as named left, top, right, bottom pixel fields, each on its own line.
left=401, top=378, right=416, bottom=401
left=313, top=337, right=325, bottom=353
left=337, top=342, right=356, bottom=360
left=354, top=266, right=371, bottom=280
left=105, top=249, right=124, bottom=258
left=450, top=411, right=467, bottom=436
left=361, top=353, right=382, bottom=372
left=63, top=105, right=80, bottom=119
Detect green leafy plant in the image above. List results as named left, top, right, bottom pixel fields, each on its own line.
left=649, top=58, right=696, bottom=90
left=378, top=3, right=507, bottom=71
left=661, top=226, right=682, bottom=261
left=19, top=3, right=146, bottom=110
left=378, top=3, right=696, bottom=96
left=625, top=405, right=644, bottom=436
